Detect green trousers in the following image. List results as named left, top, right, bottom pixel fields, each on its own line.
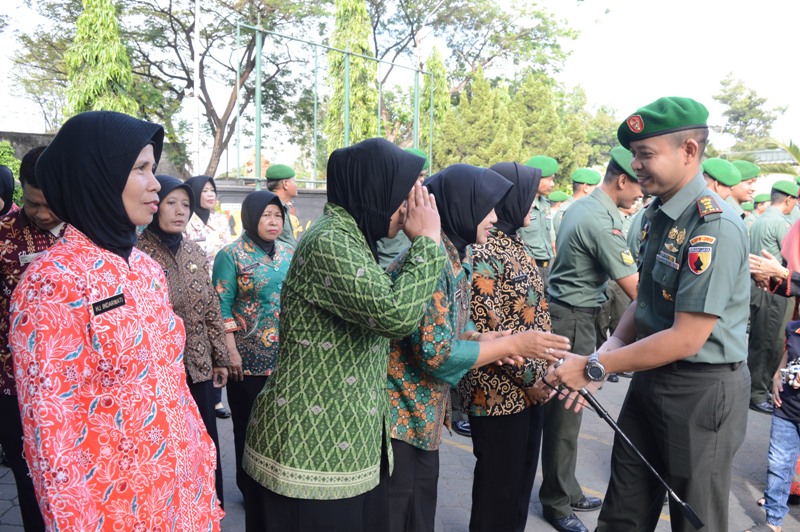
left=747, top=282, right=789, bottom=404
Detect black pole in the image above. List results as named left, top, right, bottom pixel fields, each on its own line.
left=578, top=388, right=705, bottom=530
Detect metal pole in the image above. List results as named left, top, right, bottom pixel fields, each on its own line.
left=254, top=28, right=263, bottom=190
left=344, top=52, right=350, bottom=147
left=377, top=62, right=382, bottom=137
left=193, top=0, right=201, bottom=174
left=313, top=47, right=319, bottom=183
left=428, top=74, right=434, bottom=171
left=413, top=70, right=420, bottom=148
left=235, top=24, right=241, bottom=179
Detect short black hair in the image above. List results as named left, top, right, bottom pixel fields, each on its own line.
left=603, top=160, right=627, bottom=184
left=266, top=180, right=281, bottom=192
left=19, top=145, right=49, bottom=188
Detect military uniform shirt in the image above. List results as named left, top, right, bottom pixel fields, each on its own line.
left=725, top=195, right=745, bottom=219
left=552, top=196, right=574, bottom=236
left=790, top=204, right=800, bottom=225
left=627, top=207, right=647, bottom=264
left=636, top=173, right=748, bottom=364
left=517, top=195, right=554, bottom=261
left=749, top=205, right=790, bottom=259
left=547, top=188, right=637, bottom=308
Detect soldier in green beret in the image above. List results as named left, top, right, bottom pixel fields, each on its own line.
left=789, top=175, right=800, bottom=224
left=754, top=192, right=771, bottom=216
left=702, top=157, right=741, bottom=200
left=552, top=96, right=750, bottom=532
left=266, top=163, right=299, bottom=249
left=518, top=155, right=558, bottom=290
left=540, top=146, right=642, bottom=532
left=376, top=148, right=430, bottom=269
left=747, top=180, right=799, bottom=415
left=727, top=159, right=760, bottom=219
left=553, top=168, right=602, bottom=237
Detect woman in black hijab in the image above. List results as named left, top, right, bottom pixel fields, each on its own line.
left=212, top=190, right=293, bottom=504
left=137, top=174, right=230, bottom=508
left=0, top=165, right=15, bottom=216
left=459, top=162, right=557, bottom=532
left=386, top=164, right=569, bottom=531
left=11, top=111, right=222, bottom=530
left=241, top=138, right=445, bottom=532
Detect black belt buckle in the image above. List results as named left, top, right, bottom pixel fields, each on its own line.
left=536, top=259, right=549, bottom=268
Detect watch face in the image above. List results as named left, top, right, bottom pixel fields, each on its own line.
left=587, top=364, right=605, bottom=380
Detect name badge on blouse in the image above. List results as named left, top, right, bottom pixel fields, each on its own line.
left=92, top=294, right=126, bottom=315
left=19, top=252, right=42, bottom=265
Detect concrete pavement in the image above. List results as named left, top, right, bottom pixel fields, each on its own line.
left=1, top=379, right=797, bottom=531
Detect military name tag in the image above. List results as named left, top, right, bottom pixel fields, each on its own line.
left=92, top=294, right=126, bottom=315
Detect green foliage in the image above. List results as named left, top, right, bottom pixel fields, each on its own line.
left=0, top=142, right=23, bottom=205
left=419, top=48, right=450, bottom=167
left=64, top=0, right=139, bottom=116
left=584, top=105, right=618, bottom=167
left=713, top=74, right=786, bottom=151
left=324, top=0, right=379, bottom=150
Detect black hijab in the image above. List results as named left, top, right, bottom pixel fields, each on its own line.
left=0, top=165, right=14, bottom=216
left=424, top=164, right=513, bottom=257
left=327, top=138, right=424, bottom=262
left=35, top=111, right=164, bottom=260
left=241, top=190, right=283, bottom=258
left=490, top=162, right=541, bottom=236
left=186, top=175, right=216, bottom=224
left=147, top=175, right=195, bottom=255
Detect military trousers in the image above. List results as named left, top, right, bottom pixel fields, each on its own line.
left=540, top=299, right=598, bottom=520
left=748, top=282, right=790, bottom=404
left=595, top=280, right=631, bottom=345
left=597, top=361, right=750, bottom=532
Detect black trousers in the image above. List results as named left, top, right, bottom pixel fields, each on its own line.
left=388, top=439, right=439, bottom=532
left=748, top=281, right=790, bottom=404
left=597, top=362, right=750, bottom=532
left=227, top=375, right=268, bottom=495
left=187, top=375, right=224, bottom=508
left=469, top=405, right=544, bottom=532
left=243, top=436, right=390, bottom=532
left=0, top=394, right=46, bottom=531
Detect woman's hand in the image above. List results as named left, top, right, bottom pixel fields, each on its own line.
left=750, top=250, right=789, bottom=282
left=525, top=377, right=557, bottom=405
left=212, top=367, right=228, bottom=388
left=512, top=330, right=571, bottom=363
left=403, top=182, right=441, bottom=245
left=228, top=350, right=244, bottom=382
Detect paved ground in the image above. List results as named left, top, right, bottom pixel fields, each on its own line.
left=1, top=379, right=798, bottom=531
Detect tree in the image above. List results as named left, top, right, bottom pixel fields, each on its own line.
left=0, top=142, right=23, bottom=206
left=713, top=74, right=786, bottom=151
left=324, top=0, right=379, bottom=150
left=584, top=104, right=618, bottom=167
left=418, top=47, right=450, bottom=160
left=64, top=0, right=138, bottom=116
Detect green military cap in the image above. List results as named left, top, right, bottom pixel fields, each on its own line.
left=753, top=193, right=771, bottom=204
left=702, top=158, right=742, bottom=187
left=524, top=155, right=559, bottom=177
left=266, top=164, right=296, bottom=181
left=741, top=201, right=754, bottom=212
left=731, top=160, right=759, bottom=180
left=404, top=147, right=430, bottom=170
left=548, top=191, right=569, bottom=202
left=571, top=168, right=602, bottom=185
left=617, top=96, right=709, bottom=150
left=772, top=180, right=799, bottom=198
left=609, top=146, right=637, bottom=181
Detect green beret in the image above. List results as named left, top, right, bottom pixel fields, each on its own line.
left=702, top=158, right=741, bottom=187
left=609, top=146, right=637, bottom=180
left=772, top=180, right=799, bottom=198
left=524, top=155, right=559, bottom=177
left=753, top=193, right=771, bottom=204
left=741, top=201, right=754, bottom=212
left=571, top=168, right=601, bottom=185
left=266, top=164, right=296, bottom=181
left=548, top=191, right=569, bottom=203
left=404, top=148, right=430, bottom=170
left=731, top=160, right=759, bottom=180
left=617, top=96, right=709, bottom=150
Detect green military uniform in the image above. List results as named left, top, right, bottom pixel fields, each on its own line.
left=725, top=194, right=745, bottom=218
left=518, top=194, right=554, bottom=288
left=626, top=206, right=647, bottom=264
left=266, top=164, right=299, bottom=249
left=377, top=231, right=412, bottom=270
left=553, top=169, right=602, bottom=237
left=748, top=203, right=793, bottom=407
left=541, top=187, right=637, bottom=523
left=598, top=97, right=750, bottom=532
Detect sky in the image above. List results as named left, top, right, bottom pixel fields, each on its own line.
left=0, top=0, right=798, bottom=161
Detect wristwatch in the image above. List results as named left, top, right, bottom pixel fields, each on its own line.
left=585, top=352, right=606, bottom=382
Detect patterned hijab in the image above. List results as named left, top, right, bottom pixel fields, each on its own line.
left=186, top=175, right=216, bottom=225
left=147, top=175, right=195, bottom=255
left=0, top=165, right=14, bottom=216
left=424, top=164, right=513, bottom=256
left=36, top=111, right=164, bottom=260
left=327, top=138, right=425, bottom=262
left=490, top=162, right=541, bottom=236
left=241, top=190, right=283, bottom=258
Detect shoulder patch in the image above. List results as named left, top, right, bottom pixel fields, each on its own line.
left=696, top=195, right=722, bottom=218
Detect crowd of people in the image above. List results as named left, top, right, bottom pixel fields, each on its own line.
left=0, top=95, right=798, bottom=532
